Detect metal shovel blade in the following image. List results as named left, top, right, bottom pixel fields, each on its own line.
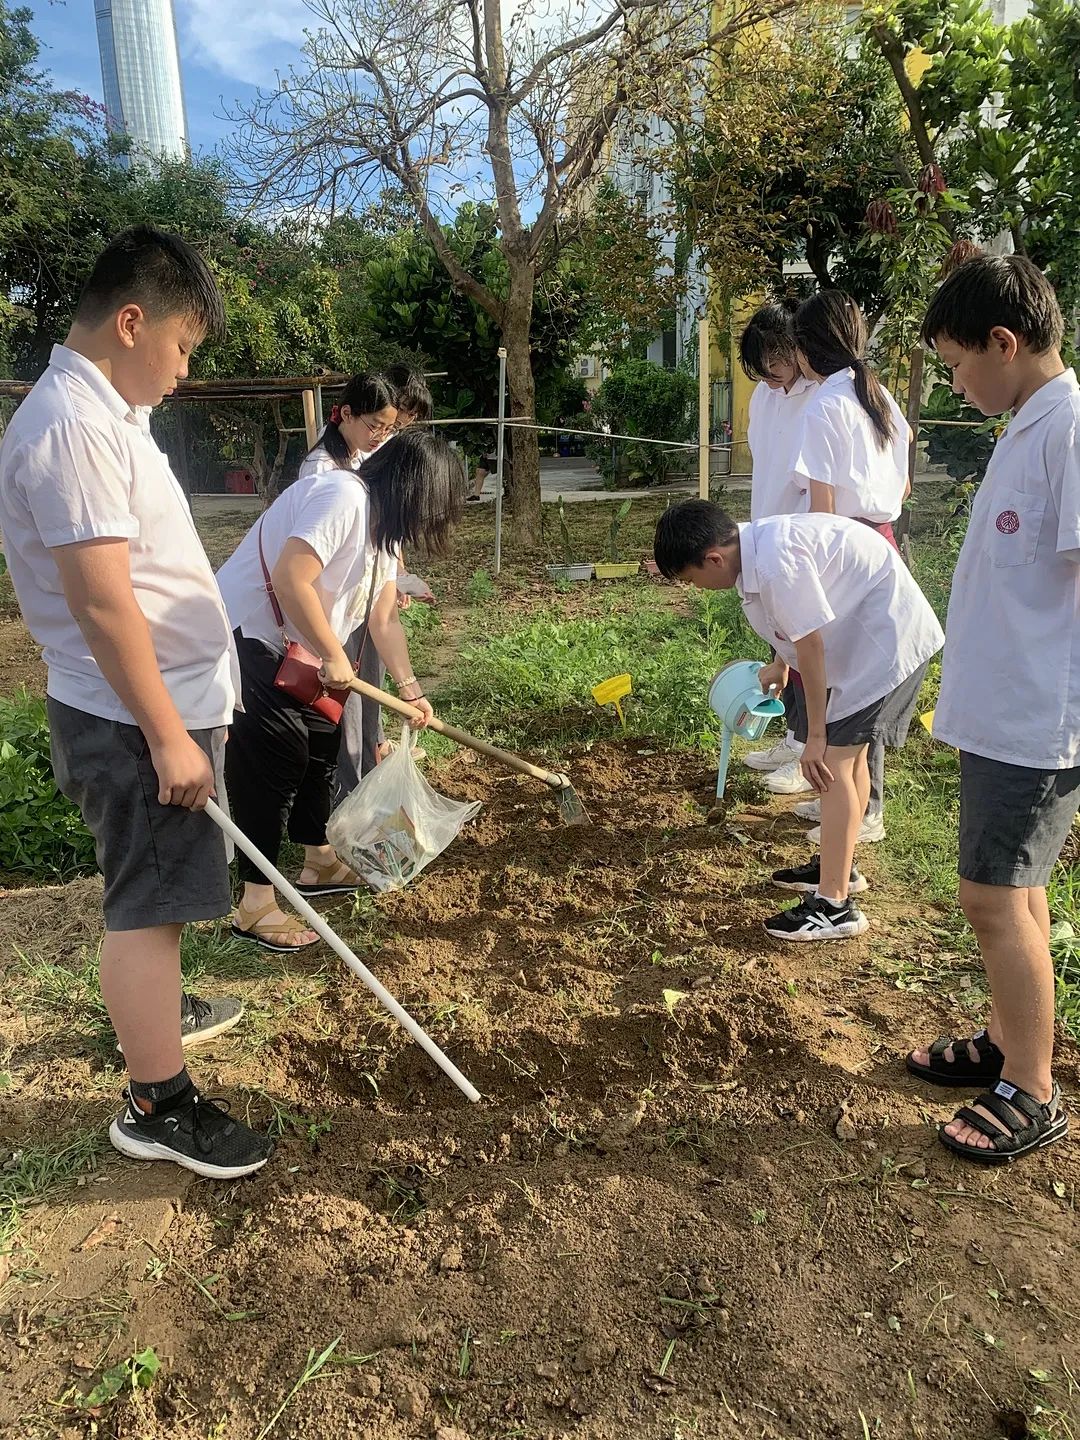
left=554, top=774, right=591, bottom=826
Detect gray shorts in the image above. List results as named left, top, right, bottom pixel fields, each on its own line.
left=825, top=664, right=928, bottom=749
left=959, top=751, right=1080, bottom=888
left=48, top=698, right=230, bottom=931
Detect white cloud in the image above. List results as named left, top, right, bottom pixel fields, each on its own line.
left=179, top=0, right=310, bottom=84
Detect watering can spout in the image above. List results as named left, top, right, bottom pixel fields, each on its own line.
left=708, top=661, right=786, bottom=799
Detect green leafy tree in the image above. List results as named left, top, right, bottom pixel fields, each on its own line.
left=589, top=359, right=696, bottom=485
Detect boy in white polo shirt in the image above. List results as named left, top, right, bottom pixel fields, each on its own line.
left=0, top=226, right=272, bottom=1178
left=654, top=501, right=943, bottom=941
left=906, top=255, right=1076, bottom=1164
left=737, top=303, right=818, bottom=789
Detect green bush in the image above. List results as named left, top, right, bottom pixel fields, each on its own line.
left=919, top=380, right=996, bottom=486
left=589, top=361, right=697, bottom=486
left=0, top=691, right=95, bottom=879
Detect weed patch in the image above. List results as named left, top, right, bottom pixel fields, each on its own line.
left=0, top=691, right=94, bottom=879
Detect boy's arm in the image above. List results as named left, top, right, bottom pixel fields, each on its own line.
left=54, top=538, right=215, bottom=810
left=793, top=629, right=833, bottom=792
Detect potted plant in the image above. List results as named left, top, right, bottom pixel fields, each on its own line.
left=594, top=500, right=640, bottom=579
left=546, top=498, right=594, bottom=582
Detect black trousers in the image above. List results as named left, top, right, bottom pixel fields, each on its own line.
left=334, top=621, right=385, bottom=804
left=226, top=631, right=342, bottom=884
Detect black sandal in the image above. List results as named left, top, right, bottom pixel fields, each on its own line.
left=905, top=1029, right=1004, bottom=1087
left=939, top=1080, right=1068, bottom=1165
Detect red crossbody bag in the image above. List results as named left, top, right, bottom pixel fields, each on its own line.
left=257, top=519, right=379, bottom=725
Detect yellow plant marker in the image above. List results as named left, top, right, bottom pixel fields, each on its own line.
left=592, top=673, right=632, bottom=727
left=920, top=709, right=935, bottom=735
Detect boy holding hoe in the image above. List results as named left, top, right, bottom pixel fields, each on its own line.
left=0, top=226, right=272, bottom=1178
left=906, top=255, right=1077, bottom=1163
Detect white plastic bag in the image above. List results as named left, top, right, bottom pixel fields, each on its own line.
left=326, top=727, right=480, bottom=892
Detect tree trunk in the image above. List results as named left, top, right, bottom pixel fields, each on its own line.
left=502, top=265, right=542, bottom=548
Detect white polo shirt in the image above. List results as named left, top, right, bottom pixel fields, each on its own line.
left=748, top=376, right=818, bottom=520
left=934, top=369, right=1080, bottom=769
left=216, top=448, right=397, bottom=652
left=737, top=513, right=944, bottom=722
left=0, top=346, right=237, bottom=729
left=792, top=369, right=909, bottom=522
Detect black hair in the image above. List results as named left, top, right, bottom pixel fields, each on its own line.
left=314, top=371, right=398, bottom=466
left=75, top=224, right=225, bottom=340
left=385, top=363, right=434, bottom=422
left=794, top=290, right=896, bottom=448
left=920, top=254, right=1064, bottom=355
left=653, top=500, right=739, bottom=579
left=739, top=301, right=798, bottom=382
left=360, top=427, right=464, bottom=558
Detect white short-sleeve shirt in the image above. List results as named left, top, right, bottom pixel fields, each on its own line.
left=216, top=446, right=397, bottom=652
left=792, top=369, right=909, bottom=523
left=747, top=376, right=818, bottom=521
left=933, top=368, right=1080, bottom=769
left=0, top=346, right=237, bottom=729
left=737, top=513, right=944, bottom=722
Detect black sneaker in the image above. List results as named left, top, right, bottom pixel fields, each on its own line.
left=765, top=894, right=870, bottom=942
left=117, top=991, right=244, bottom=1055
left=180, top=992, right=244, bottom=1048
left=109, top=1089, right=273, bottom=1179
left=771, top=854, right=868, bottom=895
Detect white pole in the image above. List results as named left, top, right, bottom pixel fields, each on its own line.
left=698, top=316, right=710, bottom=501
left=203, top=799, right=481, bottom=1104
left=314, top=383, right=324, bottom=431
left=493, top=346, right=507, bottom=577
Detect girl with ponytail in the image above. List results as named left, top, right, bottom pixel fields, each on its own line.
left=792, top=290, right=910, bottom=539
left=788, top=290, right=913, bottom=850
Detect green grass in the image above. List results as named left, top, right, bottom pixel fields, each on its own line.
left=1, top=1130, right=104, bottom=1258
left=434, top=585, right=761, bottom=750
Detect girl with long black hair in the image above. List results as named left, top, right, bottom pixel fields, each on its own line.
left=216, top=416, right=463, bottom=950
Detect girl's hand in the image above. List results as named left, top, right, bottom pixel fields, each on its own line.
left=800, top=737, right=833, bottom=794
left=320, top=652, right=356, bottom=688
left=396, top=592, right=412, bottom=612
left=403, top=696, right=434, bottom=729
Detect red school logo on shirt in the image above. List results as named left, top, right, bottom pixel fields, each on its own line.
left=996, top=509, right=1020, bottom=535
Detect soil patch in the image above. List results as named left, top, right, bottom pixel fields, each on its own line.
left=2, top=740, right=1077, bottom=1439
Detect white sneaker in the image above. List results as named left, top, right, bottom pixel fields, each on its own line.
left=807, top=811, right=886, bottom=845
left=744, top=736, right=802, bottom=773
left=764, top=758, right=813, bottom=795
left=793, top=798, right=821, bottom=821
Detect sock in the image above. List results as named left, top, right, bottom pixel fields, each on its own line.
left=814, top=891, right=846, bottom=909
left=129, top=1068, right=194, bottom=1116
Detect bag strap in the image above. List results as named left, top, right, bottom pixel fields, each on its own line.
left=256, top=518, right=288, bottom=636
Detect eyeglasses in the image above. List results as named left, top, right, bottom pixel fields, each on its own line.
left=360, top=414, right=395, bottom=438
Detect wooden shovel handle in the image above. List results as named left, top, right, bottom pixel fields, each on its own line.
left=345, top=675, right=566, bottom=790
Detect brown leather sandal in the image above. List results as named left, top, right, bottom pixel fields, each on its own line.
left=230, top=899, right=319, bottom=952
left=295, top=860, right=363, bottom=897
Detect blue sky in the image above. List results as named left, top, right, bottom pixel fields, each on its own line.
left=28, top=0, right=313, bottom=158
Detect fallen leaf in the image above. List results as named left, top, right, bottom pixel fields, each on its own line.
left=662, top=989, right=688, bottom=1018
left=77, top=1215, right=122, bottom=1251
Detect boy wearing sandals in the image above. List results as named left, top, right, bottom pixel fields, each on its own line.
left=0, top=227, right=272, bottom=1179
left=907, top=255, right=1077, bottom=1164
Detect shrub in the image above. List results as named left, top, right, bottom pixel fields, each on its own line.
left=589, top=361, right=697, bottom=486
left=919, top=380, right=996, bottom=486
left=0, top=691, right=95, bottom=879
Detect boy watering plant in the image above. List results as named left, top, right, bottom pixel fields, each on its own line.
left=907, top=255, right=1078, bottom=1164
left=0, top=226, right=272, bottom=1178
left=654, top=501, right=942, bottom=941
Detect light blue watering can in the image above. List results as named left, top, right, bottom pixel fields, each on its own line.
left=708, top=660, right=786, bottom=799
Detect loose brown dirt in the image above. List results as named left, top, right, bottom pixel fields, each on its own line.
left=2, top=740, right=1078, bottom=1440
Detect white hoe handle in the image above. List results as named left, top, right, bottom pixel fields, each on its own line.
left=204, top=799, right=481, bottom=1104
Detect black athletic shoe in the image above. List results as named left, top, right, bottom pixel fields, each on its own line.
left=118, top=991, right=244, bottom=1055
left=180, top=991, right=244, bottom=1048
left=765, top=894, right=870, bottom=942
left=109, top=1089, right=273, bottom=1179
left=771, top=854, right=868, bottom=895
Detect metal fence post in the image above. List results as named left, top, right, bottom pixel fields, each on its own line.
left=698, top=316, right=710, bottom=500
left=494, top=347, right=508, bottom=577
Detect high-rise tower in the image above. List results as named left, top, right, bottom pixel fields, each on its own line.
left=94, top=0, right=189, bottom=164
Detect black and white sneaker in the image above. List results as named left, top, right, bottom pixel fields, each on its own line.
left=109, top=1090, right=273, bottom=1179
left=771, top=855, right=868, bottom=895
left=117, top=991, right=244, bottom=1055
left=765, top=894, right=870, bottom=942
left=180, top=992, right=244, bottom=1048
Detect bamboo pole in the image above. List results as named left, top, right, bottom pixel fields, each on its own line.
left=301, top=389, right=318, bottom=450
